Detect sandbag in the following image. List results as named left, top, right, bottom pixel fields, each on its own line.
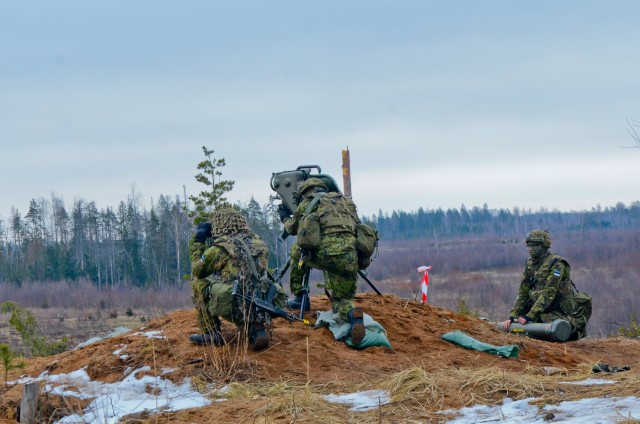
left=315, top=310, right=392, bottom=350
left=441, top=330, right=519, bottom=358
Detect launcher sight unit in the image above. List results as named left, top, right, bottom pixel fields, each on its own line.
left=270, top=165, right=342, bottom=213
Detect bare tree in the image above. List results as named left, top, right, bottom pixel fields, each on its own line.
left=625, top=117, right=640, bottom=148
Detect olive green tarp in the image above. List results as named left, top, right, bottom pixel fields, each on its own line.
left=441, top=330, right=519, bottom=358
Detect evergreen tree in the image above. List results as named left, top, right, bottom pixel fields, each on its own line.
left=187, top=146, right=235, bottom=224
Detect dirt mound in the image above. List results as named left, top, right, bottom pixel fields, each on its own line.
left=2, top=293, right=639, bottom=423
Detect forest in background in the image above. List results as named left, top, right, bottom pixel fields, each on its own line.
left=1, top=190, right=639, bottom=337
left=2, top=192, right=639, bottom=285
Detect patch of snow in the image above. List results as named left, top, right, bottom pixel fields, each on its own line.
left=112, top=345, right=127, bottom=356
left=324, top=389, right=391, bottom=411
left=131, top=330, right=164, bottom=339
left=75, top=327, right=131, bottom=349
left=560, top=378, right=617, bottom=385
left=32, top=366, right=210, bottom=424
left=441, top=395, right=640, bottom=423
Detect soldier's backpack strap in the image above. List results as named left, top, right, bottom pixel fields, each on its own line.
left=304, top=191, right=326, bottom=216
left=234, top=237, right=262, bottom=282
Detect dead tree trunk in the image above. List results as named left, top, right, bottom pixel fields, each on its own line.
left=20, top=381, right=38, bottom=423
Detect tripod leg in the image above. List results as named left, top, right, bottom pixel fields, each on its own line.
left=358, top=270, right=382, bottom=295
left=299, top=269, right=311, bottom=320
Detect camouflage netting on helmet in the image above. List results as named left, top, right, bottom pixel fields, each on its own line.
left=297, top=177, right=329, bottom=195
left=210, top=208, right=250, bottom=237
left=526, top=229, right=551, bottom=248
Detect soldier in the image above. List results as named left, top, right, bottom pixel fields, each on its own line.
left=277, top=177, right=366, bottom=346
left=501, top=229, right=584, bottom=340
left=188, top=207, right=286, bottom=350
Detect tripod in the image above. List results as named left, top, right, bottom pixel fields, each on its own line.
left=270, top=249, right=381, bottom=321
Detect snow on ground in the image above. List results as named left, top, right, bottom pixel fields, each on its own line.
left=74, top=326, right=131, bottom=349
left=323, top=389, right=391, bottom=411
left=8, top=329, right=638, bottom=423
left=560, top=378, right=618, bottom=385
left=10, top=369, right=639, bottom=423
left=442, top=395, right=640, bottom=424
left=36, top=366, right=211, bottom=424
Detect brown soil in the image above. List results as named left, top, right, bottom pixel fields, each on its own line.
left=2, top=293, right=639, bottom=423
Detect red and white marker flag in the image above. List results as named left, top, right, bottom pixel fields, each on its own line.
left=417, top=265, right=432, bottom=303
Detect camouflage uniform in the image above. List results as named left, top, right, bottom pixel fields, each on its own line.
left=189, top=208, right=286, bottom=334
left=283, top=179, right=360, bottom=321
left=509, top=230, right=578, bottom=337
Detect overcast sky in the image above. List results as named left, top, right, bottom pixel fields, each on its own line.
left=2, top=1, right=639, bottom=221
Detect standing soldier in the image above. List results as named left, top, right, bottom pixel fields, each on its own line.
left=278, top=177, right=366, bottom=346
left=188, top=207, right=286, bottom=350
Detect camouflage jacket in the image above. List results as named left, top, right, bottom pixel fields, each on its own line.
left=510, top=252, right=574, bottom=321
left=283, top=188, right=358, bottom=255
left=189, top=233, right=268, bottom=284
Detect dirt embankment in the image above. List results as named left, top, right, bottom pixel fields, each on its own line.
left=2, top=293, right=639, bottom=423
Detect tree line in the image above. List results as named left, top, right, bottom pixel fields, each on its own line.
left=371, top=201, right=640, bottom=241
left=0, top=192, right=290, bottom=287
left=2, top=191, right=639, bottom=287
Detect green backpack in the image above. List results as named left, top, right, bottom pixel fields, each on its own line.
left=571, top=289, right=592, bottom=339
left=546, top=256, right=592, bottom=340
left=296, top=191, right=378, bottom=269
left=355, top=222, right=379, bottom=269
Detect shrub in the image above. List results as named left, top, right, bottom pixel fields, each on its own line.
left=1, top=301, right=70, bottom=357
left=1, top=344, right=26, bottom=387
left=618, top=314, right=640, bottom=338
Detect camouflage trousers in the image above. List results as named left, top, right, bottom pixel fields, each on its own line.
left=192, top=277, right=287, bottom=333
left=289, top=245, right=359, bottom=321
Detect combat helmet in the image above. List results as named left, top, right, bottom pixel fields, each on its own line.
left=526, top=229, right=551, bottom=248
left=297, top=177, right=328, bottom=196
left=210, top=208, right=250, bottom=236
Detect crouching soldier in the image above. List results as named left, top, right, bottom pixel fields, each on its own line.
left=188, top=207, right=287, bottom=350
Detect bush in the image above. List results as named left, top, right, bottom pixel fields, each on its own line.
left=618, top=314, right=640, bottom=338
left=1, top=301, right=70, bottom=357
left=1, top=344, right=26, bottom=387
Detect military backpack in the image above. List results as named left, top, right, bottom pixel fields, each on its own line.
left=296, top=191, right=378, bottom=269
left=544, top=256, right=592, bottom=339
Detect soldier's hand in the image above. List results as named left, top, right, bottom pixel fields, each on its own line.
left=194, top=222, right=212, bottom=243
left=517, top=316, right=529, bottom=325
left=502, top=319, right=512, bottom=330
left=278, top=203, right=291, bottom=222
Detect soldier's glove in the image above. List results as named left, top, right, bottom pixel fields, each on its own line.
left=278, top=203, right=291, bottom=222
left=194, top=222, right=212, bottom=243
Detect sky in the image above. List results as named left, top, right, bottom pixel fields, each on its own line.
left=2, top=1, right=640, bottom=221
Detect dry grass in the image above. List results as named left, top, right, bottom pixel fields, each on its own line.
left=449, top=367, right=551, bottom=406
left=192, top=364, right=640, bottom=423
left=541, top=373, right=640, bottom=404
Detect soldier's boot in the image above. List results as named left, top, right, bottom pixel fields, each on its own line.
left=248, top=322, right=270, bottom=351
left=189, top=317, right=225, bottom=346
left=348, top=307, right=365, bottom=346
left=189, top=331, right=225, bottom=346
left=287, top=291, right=310, bottom=311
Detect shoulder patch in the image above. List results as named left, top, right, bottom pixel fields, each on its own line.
left=553, top=269, right=561, bottom=277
